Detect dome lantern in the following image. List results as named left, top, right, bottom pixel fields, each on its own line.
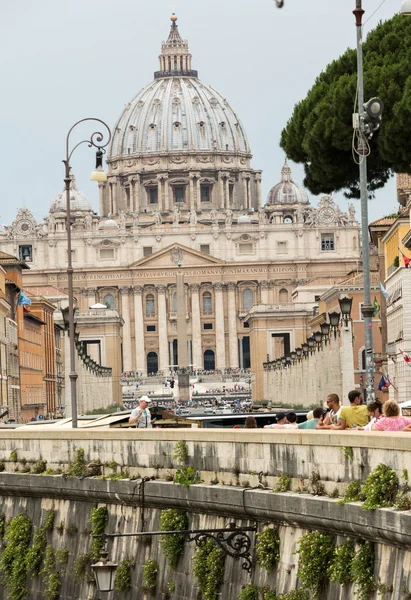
left=154, top=14, right=198, bottom=79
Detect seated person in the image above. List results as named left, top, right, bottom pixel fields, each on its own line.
left=298, top=407, right=324, bottom=429
left=372, top=400, right=411, bottom=431
left=264, top=412, right=298, bottom=429
left=330, top=390, right=368, bottom=430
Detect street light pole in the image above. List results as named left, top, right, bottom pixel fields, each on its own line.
left=353, top=1, right=375, bottom=404
left=63, top=118, right=111, bottom=427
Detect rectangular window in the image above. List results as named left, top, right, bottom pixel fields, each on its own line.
left=174, top=186, right=185, bottom=203
left=200, top=185, right=211, bottom=203
left=200, top=244, right=210, bottom=255
left=229, top=184, right=234, bottom=204
left=19, top=245, right=32, bottom=262
left=100, top=248, right=115, bottom=260
left=146, top=325, right=156, bottom=332
left=203, top=323, right=213, bottom=330
left=149, top=187, right=158, bottom=204
left=143, top=247, right=153, bottom=257
left=276, top=241, right=288, bottom=255
left=321, top=233, right=335, bottom=251
left=238, top=243, right=253, bottom=255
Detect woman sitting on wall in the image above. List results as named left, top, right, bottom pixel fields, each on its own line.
left=371, top=400, right=411, bottom=431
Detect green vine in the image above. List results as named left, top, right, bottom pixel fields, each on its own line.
left=72, top=553, right=94, bottom=584
left=350, top=541, right=376, bottom=600
left=193, top=537, right=225, bottom=600
left=142, top=559, right=158, bottom=595
left=337, top=481, right=363, bottom=505
left=159, top=509, right=188, bottom=569
left=114, top=557, right=135, bottom=594
left=279, top=592, right=309, bottom=600
left=238, top=584, right=260, bottom=600
left=343, top=446, right=354, bottom=461
left=90, top=506, right=109, bottom=560
left=274, top=473, right=291, bottom=493
left=174, top=466, right=202, bottom=487
left=67, top=448, right=86, bottom=477
left=167, top=581, right=176, bottom=594
left=25, top=510, right=55, bottom=577
left=263, top=591, right=277, bottom=600
left=256, top=528, right=280, bottom=571
left=40, top=545, right=61, bottom=600
left=296, top=531, right=334, bottom=596
left=327, top=540, right=355, bottom=585
left=9, top=450, right=17, bottom=462
left=0, top=513, right=32, bottom=600
left=0, top=514, right=5, bottom=538
left=173, top=440, right=189, bottom=465
left=32, top=460, right=47, bottom=474
left=361, top=464, right=399, bottom=511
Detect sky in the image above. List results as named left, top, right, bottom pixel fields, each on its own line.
left=0, top=0, right=400, bottom=227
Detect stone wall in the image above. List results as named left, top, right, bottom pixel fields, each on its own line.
left=0, top=474, right=410, bottom=599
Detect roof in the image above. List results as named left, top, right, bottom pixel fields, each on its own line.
left=0, top=251, right=29, bottom=269
left=369, top=216, right=397, bottom=227
left=266, top=160, right=309, bottom=205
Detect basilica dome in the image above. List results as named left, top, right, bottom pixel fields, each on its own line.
left=50, top=176, right=92, bottom=213
left=266, top=161, right=309, bottom=205
left=108, top=15, right=250, bottom=158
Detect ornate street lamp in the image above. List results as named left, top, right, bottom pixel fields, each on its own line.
left=307, top=338, right=315, bottom=354
left=338, top=296, right=353, bottom=322
left=290, top=351, right=297, bottom=362
left=281, top=357, right=286, bottom=366
left=301, top=343, right=309, bottom=357
left=328, top=311, right=341, bottom=336
left=92, top=550, right=118, bottom=592
left=296, top=347, right=302, bottom=360
left=64, top=118, right=111, bottom=428
left=313, top=331, right=323, bottom=349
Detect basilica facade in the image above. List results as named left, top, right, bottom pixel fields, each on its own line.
left=0, top=15, right=361, bottom=382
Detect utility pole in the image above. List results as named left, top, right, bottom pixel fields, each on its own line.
left=353, top=0, right=375, bottom=404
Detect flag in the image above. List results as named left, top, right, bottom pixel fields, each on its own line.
left=399, top=349, right=411, bottom=366
left=379, top=282, right=389, bottom=299
left=17, top=291, right=31, bottom=307
left=373, top=297, right=380, bottom=317
left=398, top=247, right=411, bottom=268
left=377, top=374, right=391, bottom=390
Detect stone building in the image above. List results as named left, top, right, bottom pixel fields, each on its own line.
left=0, top=15, right=361, bottom=383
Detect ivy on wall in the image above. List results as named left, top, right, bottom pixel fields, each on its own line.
left=0, top=513, right=32, bottom=600
left=159, top=509, right=188, bottom=569
left=193, top=537, right=225, bottom=600
left=26, top=510, right=55, bottom=577
left=296, top=531, right=335, bottom=596
left=142, top=559, right=158, bottom=595
left=256, top=528, right=280, bottom=571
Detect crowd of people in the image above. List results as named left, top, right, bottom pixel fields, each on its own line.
left=263, top=391, right=411, bottom=432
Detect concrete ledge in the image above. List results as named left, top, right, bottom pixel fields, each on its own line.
left=0, top=474, right=410, bottom=551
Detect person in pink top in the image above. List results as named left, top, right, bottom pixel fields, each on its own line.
left=372, top=400, right=411, bottom=431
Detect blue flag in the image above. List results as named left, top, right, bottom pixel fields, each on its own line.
left=17, top=291, right=31, bottom=307
left=377, top=374, right=390, bottom=390
left=380, top=282, right=389, bottom=299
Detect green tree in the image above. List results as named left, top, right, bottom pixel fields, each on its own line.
left=280, top=14, right=411, bottom=198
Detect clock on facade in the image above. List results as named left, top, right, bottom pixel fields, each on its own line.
left=16, top=220, right=34, bottom=236
left=318, top=208, right=335, bottom=224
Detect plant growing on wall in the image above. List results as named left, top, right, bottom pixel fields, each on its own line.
left=72, top=553, right=94, bottom=584
left=26, top=510, right=55, bottom=577
left=114, top=557, right=135, bottom=594
left=256, top=528, right=280, bottom=571
left=193, top=537, right=225, bottom=600
left=274, top=473, right=291, bottom=493
left=337, top=481, right=364, bottom=505
left=279, top=592, right=309, bottom=600
left=0, top=514, right=5, bottom=538
left=174, top=466, right=202, bottom=487
left=41, top=545, right=61, bottom=600
left=327, top=540, right=355, bottom=585
left=361, top=464, right=399, bottom=510
left=296, top=531, right=334, bottom=596
left=90, top=506, right=109, bottom=561
left=159, top=509, right=188, bottom=569
left=67, top=448, right=86, bottom=477
left=237, top=584, right=260, bottom=600
left=173, top=440, right=189, bottom=466
left=142, top=559, right=158, bottom=595
left=350, top=541, right=376, bottom=600
left=0, top=513, right=32, bottom=600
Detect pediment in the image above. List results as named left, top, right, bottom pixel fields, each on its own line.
left=130, top=243, right=225, bottom=269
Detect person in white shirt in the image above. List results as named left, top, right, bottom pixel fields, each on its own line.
left=264, top=412, right=299, bottom=429
left=316, top=394, right=342, bottom=430
left=129, top=396, right=153, bottom=428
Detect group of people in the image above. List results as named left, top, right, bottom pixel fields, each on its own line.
left=263, top=390, right=411, bottom=432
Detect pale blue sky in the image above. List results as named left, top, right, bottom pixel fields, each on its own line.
left=0, top=0, right=399, bottom=226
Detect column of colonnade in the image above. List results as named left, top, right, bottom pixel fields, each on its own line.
left=190, top=283, right=202, bottom=369
left=133, top=286, right=146, bottom=375
left=227, top=283, right=239, bottom=368
left=214, top=283, right=226, bottom=369
left=120, top=287, right=133, bottom=371
left=157, top=285, right=169, bottom=373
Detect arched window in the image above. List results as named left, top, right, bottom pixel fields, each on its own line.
left=103, top=294, right=115, bottom=309
left=204, top=349, right=215, bottom=370
left=172, top=292, right=177, bottom=313
left=279, top=288, right=288, bottom=303
left=353, top=235, right=358, bottom=250
left=147, top=352, right=158, bottom=374
left=242, top=288, right=254, bottom=310
left=202, top=291, right=212, bottom=314
left=146, top=294, right=155, bottom=317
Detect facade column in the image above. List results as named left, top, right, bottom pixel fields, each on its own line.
left=133, top=286, right=146, bottom=375
left=254, top=173, right=262, bottom=209
left=98, top=183, right=105, bottom=216
left=120, top=286, right=133, bottom=371
left=227, top=282, right=239, bottom=368
left=190, top=283, right=202, bottom=370
left=218, top=174, right=225, bottom=210
left=80, top=288, right=89, bottom=310
left=194, top=173, right=201, bottom=210
left=189, top=174, right=195, bottom=209
left=164, top=175, right=170, bottom=211
left=132, top=176, right=141, bottom=213
left=87, top=287, right=97, bottom=308
left=260, top=280, right=270, bottom=304
left=214, top=282, right=226, bottom=369
left=242, top=175, right=249, bottom=210
left=156, top=285, right=169, bottom=374
left=111, top=178, right=118, bottom=215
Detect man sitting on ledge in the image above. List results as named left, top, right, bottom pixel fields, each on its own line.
left=329, top=390, right=368, bottom=430
left=264, top=412, right=298, bottom=429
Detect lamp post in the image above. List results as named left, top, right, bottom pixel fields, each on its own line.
left=353, top=1, right=376, bottom=404
left=64, top=118, right=111, bottom=428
